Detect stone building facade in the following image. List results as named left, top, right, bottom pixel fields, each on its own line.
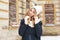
left=0, top=0, right=60, bottom=40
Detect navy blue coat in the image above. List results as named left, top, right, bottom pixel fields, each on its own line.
left=18, top=19, right=42, bottom=40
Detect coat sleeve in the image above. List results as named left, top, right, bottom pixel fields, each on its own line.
left=35, top=21, right=42, bottom=38
left=18, top=19, right=27, bottom=36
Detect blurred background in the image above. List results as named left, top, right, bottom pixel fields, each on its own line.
left=0, top=0, right=60, bottom=40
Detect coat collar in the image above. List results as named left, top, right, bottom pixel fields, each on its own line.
left=24, top=16, right=42, bottom=24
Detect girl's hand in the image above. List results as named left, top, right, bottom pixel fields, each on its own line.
left=37, top=13, right=41, bottom=19
left=34, top=16, right=38, bottom=24
left=24, top=16, right=30, bottom=25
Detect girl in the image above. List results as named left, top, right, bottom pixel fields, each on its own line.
left=18, top=8, right=42, bottom=40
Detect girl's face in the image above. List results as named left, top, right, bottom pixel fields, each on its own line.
left=29, top=11, right=34, bottom=17
left=28, top=8, right=36, bottom=17
left=28, top=9, right=34, bottom=17
left=31, top=8, right=36, bottom=16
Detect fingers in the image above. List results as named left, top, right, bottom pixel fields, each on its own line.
left=24, top=16, right=30, bottom=25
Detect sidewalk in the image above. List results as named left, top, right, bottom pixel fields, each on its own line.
left=0, top=27, right=60, bottom=40
left=41, top=36, right=60, bottom=40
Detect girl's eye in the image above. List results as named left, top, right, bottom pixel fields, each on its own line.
left=33, top=12, right=35, bottom=13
